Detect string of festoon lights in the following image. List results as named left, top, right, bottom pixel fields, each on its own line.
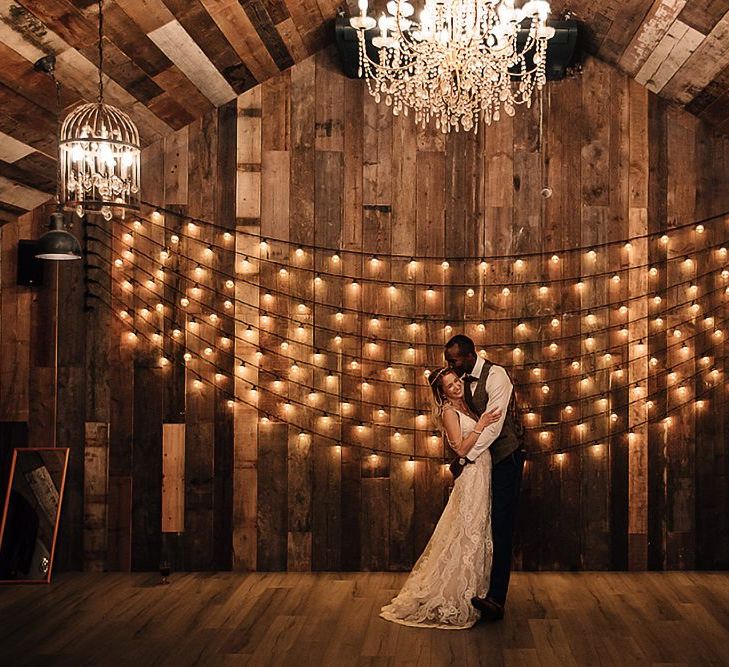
left=96, top=219, right=729, bottom=347
left=91, top=225, right=729, bottom=396
left=91, top=293, right=725, bottom=467
left=85, top=206, right=729, bottom=467
left=91, top=222, right=728, bottom=426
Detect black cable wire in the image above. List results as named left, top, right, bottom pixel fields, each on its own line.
left=101, top=215, right=729, bottom=292
left=94, top=290, right=727, bottom=463
left=140, top=199, right=729, bottom=262
left=87, top=230, right=729, bottom=398
left=91, top=222, right=729, bottom=353
left=90, top=280, right=728, bottom=446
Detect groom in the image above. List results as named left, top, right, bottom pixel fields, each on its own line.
left=444, top=334, right=526, bottom=622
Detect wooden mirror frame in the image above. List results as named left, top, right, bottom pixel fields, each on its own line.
left=0, top=448, right=70, bottom=584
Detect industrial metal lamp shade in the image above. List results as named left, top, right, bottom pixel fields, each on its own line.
left=36, top=212, right=82, bottom=261
left=60, top=101, right=141, bottom=221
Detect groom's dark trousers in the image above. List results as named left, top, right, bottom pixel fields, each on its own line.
left=487, top=448, right=526, bottom=605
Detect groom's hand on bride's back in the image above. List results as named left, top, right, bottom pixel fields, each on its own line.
left=449, top=456, right=464, bottom=480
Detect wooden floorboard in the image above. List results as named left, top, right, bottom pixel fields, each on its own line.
left=1, top=572, right=729, bottom=665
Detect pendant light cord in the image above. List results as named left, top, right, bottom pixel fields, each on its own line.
left=97, top=0, right=104, bottom=103
left=54, top=70, right=62, bottom=208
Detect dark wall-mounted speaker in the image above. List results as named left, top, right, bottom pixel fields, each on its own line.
left=16, top=240, right=45, bottom=287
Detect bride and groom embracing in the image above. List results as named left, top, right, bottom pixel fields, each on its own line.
left=380, top=334, right=526, bottom=629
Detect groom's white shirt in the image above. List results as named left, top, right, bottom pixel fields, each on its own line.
left=464, top=357, right=513, bottom=462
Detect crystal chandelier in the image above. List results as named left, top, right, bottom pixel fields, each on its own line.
left=60, top=0, right=140, bottom=221
left=350, top=0, right=555, bottom=132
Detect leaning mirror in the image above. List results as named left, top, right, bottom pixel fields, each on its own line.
left=0, top=448, right=69, bottom=583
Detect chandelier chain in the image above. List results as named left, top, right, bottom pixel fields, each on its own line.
left=97, top=0, right=104, bottom=104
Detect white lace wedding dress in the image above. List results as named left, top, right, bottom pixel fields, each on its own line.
left=380, top=409, right=493, bottom=629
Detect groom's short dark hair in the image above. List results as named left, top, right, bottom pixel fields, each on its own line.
left=445, top=334, right=476, bottom=356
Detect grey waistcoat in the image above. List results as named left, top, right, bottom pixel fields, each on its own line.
left=471, top=361, right=524, bottom=464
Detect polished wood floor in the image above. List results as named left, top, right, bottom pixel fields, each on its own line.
left=1, top=571, right=729, bottom=665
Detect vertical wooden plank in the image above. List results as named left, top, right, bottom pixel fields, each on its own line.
left=628, top=78, right=650, bottom=571
left=162, top=423, right=185, bottom=533
left=647, top=93, right=669, bottom=571
left=234, top=85, right=261, bottom=571
left=164, top=125, right=189, bottom=206
left=0, top=211, right=31, bottom=422
left=132, top=363, right=163, bottom=570
left=213, top=99, right=237, bottom=570
left=665, top=107, right=697, bottom=569
left=83, top=421, right=109, bottom=572
left=183, top=110, right=218, bottom=571
left=607, top=66, right=630, bottom=572
left=287, top=56, right=315, bottom=571
left=257, top=72, right=291, bottom=571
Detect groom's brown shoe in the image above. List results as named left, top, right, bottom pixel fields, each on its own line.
left=471, top=596, right=505, bottom=622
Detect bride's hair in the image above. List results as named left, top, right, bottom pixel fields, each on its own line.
left=428, top=367, right=458, bottom=430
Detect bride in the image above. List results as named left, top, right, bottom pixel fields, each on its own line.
left=380, top=367, right=502, bottom=629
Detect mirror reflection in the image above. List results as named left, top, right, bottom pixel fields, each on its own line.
left=0, top=448, right=69, bottom=583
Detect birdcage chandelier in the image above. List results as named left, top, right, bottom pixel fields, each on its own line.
left=350, top=0, right=555, bottom=132
left=60, top=0, right=140, bottom=220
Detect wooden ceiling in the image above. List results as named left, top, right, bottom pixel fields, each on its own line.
left=1, top=0, right=729, bottom=220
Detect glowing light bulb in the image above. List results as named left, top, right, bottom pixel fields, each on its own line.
left=223, top=232, right=232, bottom=242
left=551, top=254, right=559, bottom=264
left=279, top=267, right=288, bottom=277
left=539, top=285, right=548, bottom=295
left=332, top=253, right=340, bottom=263
left=224, top=300, right=233, bottom=310
left=180, top=297, right=190, bottom=308
left=587, top=250, right=597, bottom=260
left=660, top=234, right=669, bottom=245
left=466, top=288, right=475, bottom=297
left=514, top=259, right=525, bottom=270
left=612, top=274, right=621, bottom=284
left=183, top=352, right=192, bottom=362
left=649, top=266, right=658, bottom=277
left=170, top=234, right=179, bottom=244
left=441, top=261, right=449, bottom=270
left=295, top=247, right=304, bottom=258
left=225, top=279, right=234, bottom=289
left=193, top=379, right=203, bottom=390
left=551, top=318, right=560, bottom=328
left=502, top=287, right=510, bottom=296
left=696, top=224, right=705, bottom=234
left=114, top=258, right=123, bottom=267
left=576, top=281, right=584, bottom=291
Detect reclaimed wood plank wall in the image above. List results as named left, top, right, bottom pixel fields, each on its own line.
left=1, top=51, right=729, bottom=572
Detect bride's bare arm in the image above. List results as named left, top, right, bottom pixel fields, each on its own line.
left=443, top=408, right=501, bottom=457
